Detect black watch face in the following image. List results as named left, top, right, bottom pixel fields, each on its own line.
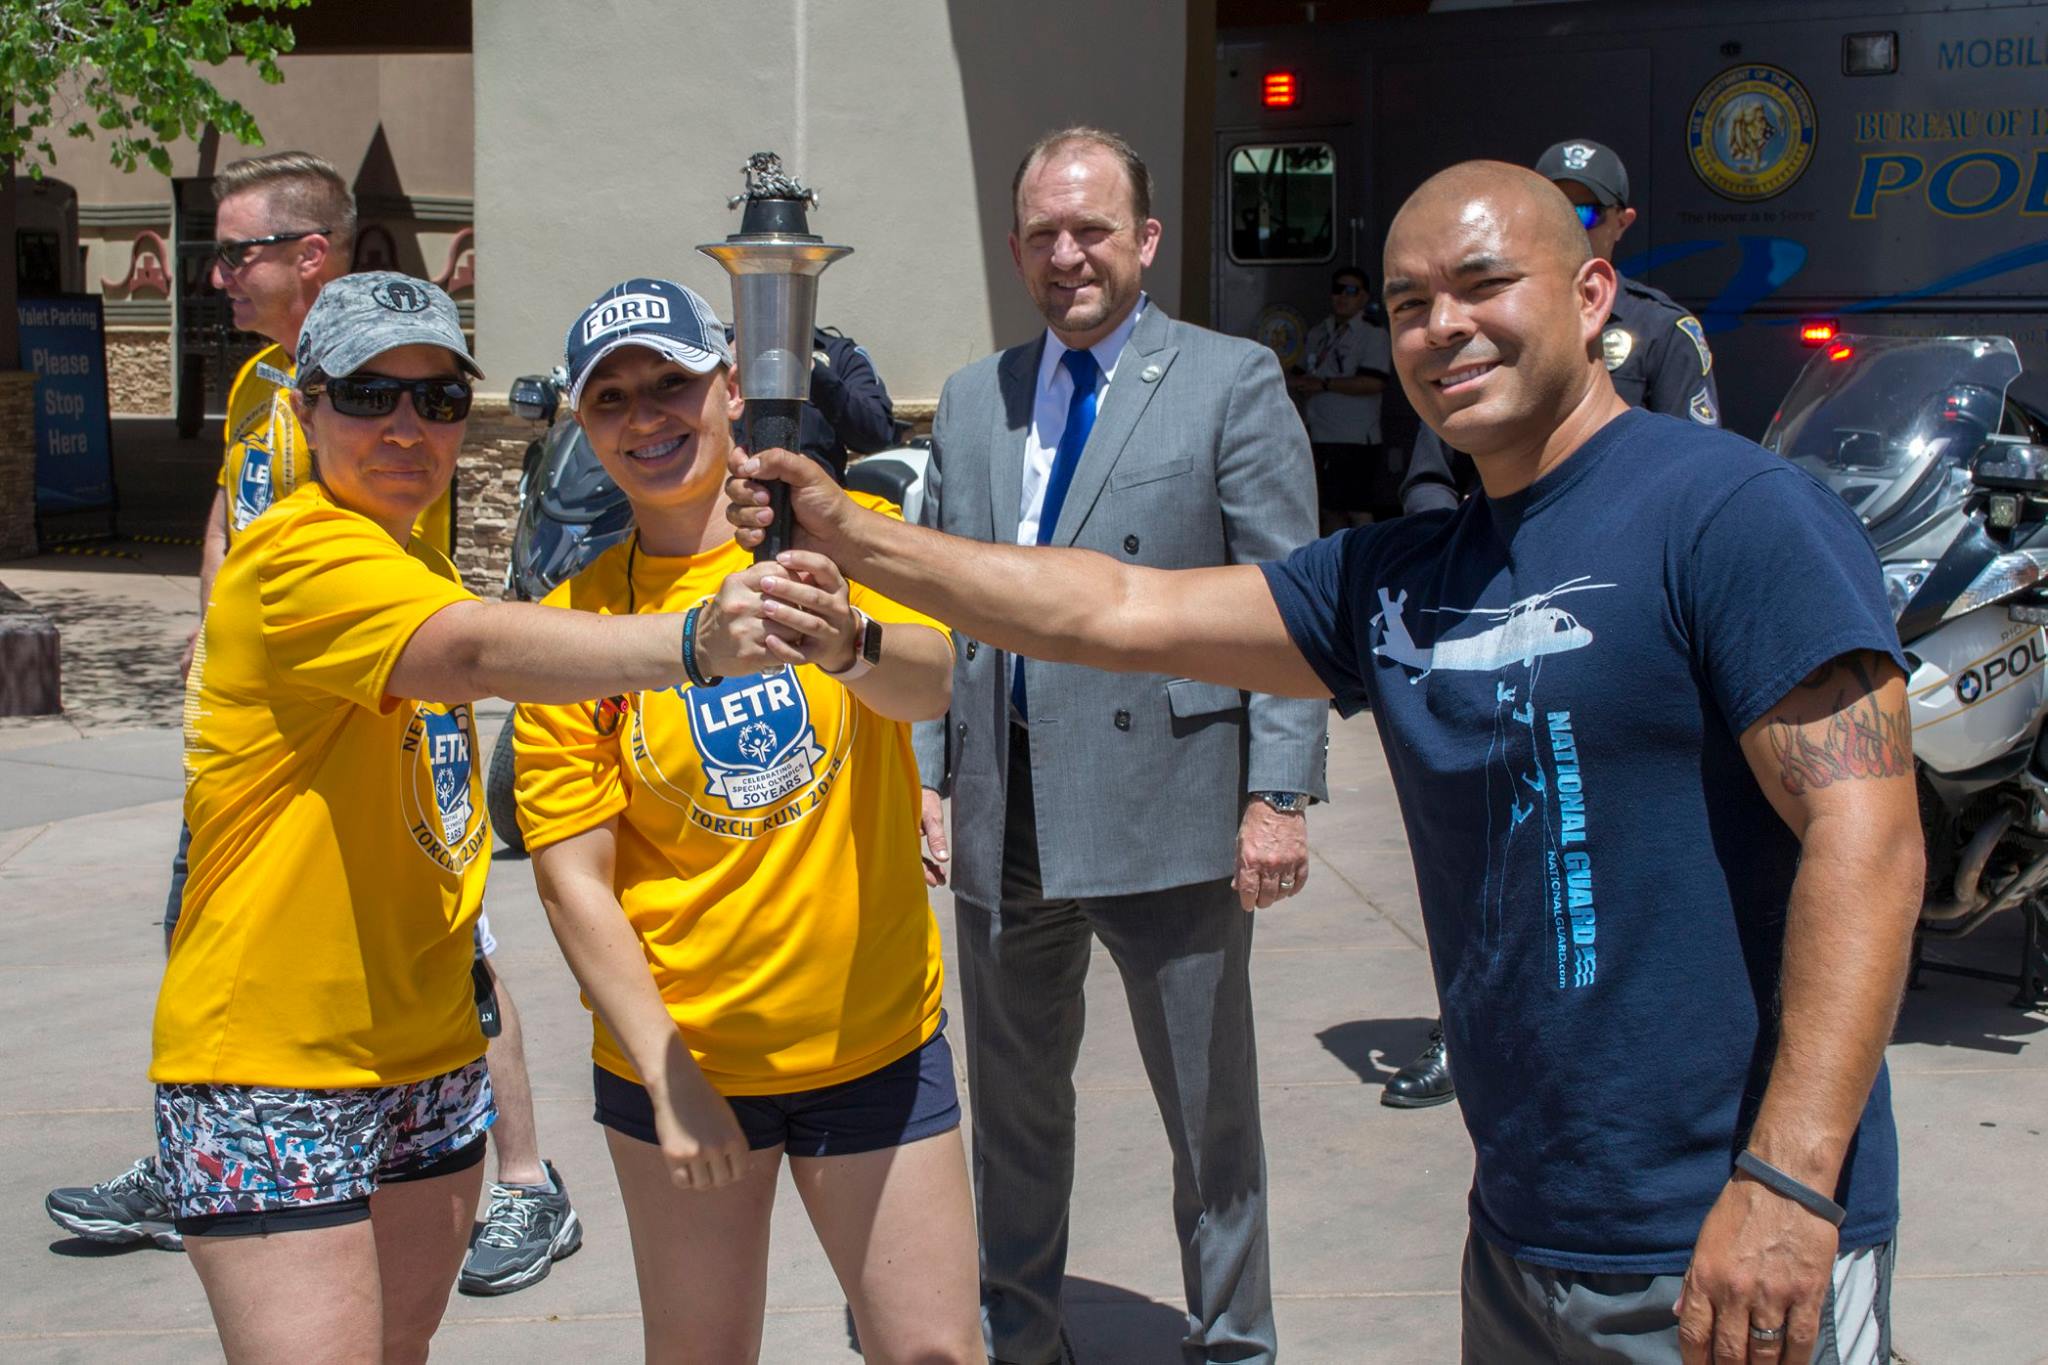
left=862, top=616, right=884, bottom=665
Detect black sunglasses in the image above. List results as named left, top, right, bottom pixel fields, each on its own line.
left=305, top=375, right=474, bottom=423
left=212, top=228, right=332, bottom=272
left=1332, top=283, right=1365, bottom=296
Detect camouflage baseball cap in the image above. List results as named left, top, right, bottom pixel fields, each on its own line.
left=294, top=272, right=483, bottom=384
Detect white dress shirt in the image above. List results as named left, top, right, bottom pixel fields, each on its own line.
left=1017, top=294, right=1149, bottom=546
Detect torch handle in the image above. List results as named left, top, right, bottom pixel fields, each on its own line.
left=741, top=399, right=805, bottom=563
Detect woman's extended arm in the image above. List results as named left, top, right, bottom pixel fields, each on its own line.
left=392, top=601, right=687, bottom=705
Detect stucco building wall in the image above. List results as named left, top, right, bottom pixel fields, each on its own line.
left=473, top=1, right=1191, bottom=410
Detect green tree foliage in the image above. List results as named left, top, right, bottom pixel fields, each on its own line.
left=2, top=0, right=307, bottom=178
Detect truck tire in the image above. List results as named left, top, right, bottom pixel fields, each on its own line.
left=486, top=711, right=526, bottom=858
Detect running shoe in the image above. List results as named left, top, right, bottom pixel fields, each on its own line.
left=44, top=1157, right=183, bottom=1250
left=458, top=1160, right=583, bottom=1295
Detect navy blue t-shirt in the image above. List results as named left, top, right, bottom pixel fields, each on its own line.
left=1264, top=408, right=1904, bottom=1272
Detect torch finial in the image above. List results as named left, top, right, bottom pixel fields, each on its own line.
left=730, top=152, right=819, bottom=211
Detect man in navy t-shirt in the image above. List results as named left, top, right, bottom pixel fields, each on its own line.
left=727, top=160, right=1921, bottom=1364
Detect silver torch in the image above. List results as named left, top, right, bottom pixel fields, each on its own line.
left=699, top=152, right=852, bottom=561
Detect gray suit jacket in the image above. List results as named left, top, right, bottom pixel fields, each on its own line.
left=912, top=304, right=1329, bottom=907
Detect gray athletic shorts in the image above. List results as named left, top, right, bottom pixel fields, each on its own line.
left=1461, top=1227, right=1893, bottom=1364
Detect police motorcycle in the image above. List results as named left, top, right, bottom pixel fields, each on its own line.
left=1765, top=334, right=2048, bottom=1005
left=483, top=370, right=927, bottom=855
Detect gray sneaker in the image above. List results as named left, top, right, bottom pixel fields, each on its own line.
left=459, top=1160, right=582, bottom=1295
left=45, top=1157, right=183, bottom=1251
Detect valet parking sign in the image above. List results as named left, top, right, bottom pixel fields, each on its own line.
left=17, top=296, right=116, bottom=516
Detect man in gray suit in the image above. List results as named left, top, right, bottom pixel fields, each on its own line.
left=911, top=127, right=1328, bottom=1365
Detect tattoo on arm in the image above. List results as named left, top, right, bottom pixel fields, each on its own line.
left=1766, top=653, right=1912, bottom=796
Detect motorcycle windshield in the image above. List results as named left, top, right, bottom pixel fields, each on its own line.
left=537, top=427, right=629, bottom=525
left=1762, top=335, right=2021, bottom=537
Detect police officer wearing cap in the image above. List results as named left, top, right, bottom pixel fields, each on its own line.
left=723, top=322, right=898, bottom=482
left=1400, top=138, right=1723, bottom=519
left=1385, top=139, right=1723, bottom=1111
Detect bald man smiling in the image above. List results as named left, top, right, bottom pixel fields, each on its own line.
left=726, top=161, right=1919, bottom=1365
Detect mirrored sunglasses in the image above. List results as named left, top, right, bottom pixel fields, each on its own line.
left=1573, top=204, right=1605, bottom=230
left=306, top=375, right=474, bottom=423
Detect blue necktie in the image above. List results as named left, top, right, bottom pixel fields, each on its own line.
left=1014, top=346, right=1101, bottom=720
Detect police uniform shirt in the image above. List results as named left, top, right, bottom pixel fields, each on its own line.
left=1400, top=272, right=1721, bottom=516
left=1602, top=273, right=1720, bottom=428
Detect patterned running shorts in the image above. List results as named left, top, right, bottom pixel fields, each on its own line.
left=155, top=1058, right=495, bottom=1232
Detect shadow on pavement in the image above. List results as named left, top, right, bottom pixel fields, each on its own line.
left=841, top=1278, right=1186, bottom=1360
left=1894, top=911, right=2048, bottom=1055
left=1316, top=1016, right=1439, bottom=1085
left=45, top=1236, right=169, bottom=1260
left=21, top=586, right=189, bottom=729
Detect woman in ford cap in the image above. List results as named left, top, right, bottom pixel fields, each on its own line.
left=156, top=272, right=803, bottom=1363
left=513, top=278, right=980, bottom=1363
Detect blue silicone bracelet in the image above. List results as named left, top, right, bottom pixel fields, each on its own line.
left=681, top=605, right=722, bottom=689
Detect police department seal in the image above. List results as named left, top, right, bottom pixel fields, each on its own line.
left=1255, top=304, right=1307, bottom=372
left=1686, top=64, right=1816, bottom=202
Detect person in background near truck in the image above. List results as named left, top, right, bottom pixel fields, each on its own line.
left=1289, top=265, right=1393, bottom=531
left=43, top=157, right=579, bottom=1300
left=1385, top=136, right=1725, bottom=1110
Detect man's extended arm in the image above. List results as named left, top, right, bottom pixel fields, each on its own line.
left=1678, top=650, right=1920, bottom=1365
left=727, top=446, right=1332, bottom=703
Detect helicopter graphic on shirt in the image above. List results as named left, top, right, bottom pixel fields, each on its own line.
left=1371, top=578, right=1615, bottom=682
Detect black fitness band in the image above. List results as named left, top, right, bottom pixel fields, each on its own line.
left=1734, top=1150, right=1847, bottom=1227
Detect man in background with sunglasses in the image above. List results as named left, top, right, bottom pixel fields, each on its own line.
left=1384, top=138, right=1725, bottom=1113
left=1290, top=265, right=1394, bottom=530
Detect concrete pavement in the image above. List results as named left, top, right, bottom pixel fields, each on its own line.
left=0, top=557, right=2043, bottom=1362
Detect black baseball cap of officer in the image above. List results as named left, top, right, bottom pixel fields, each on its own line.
left=1534, top=139, right=1631, bottom=208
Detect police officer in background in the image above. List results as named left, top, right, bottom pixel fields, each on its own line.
left=1398, top=137, right=1721, bottom=518
left=725, top=323, right=897, bottom=481
left=1385, top=138, right=1720, bottom=1110
left=808, top=326, right=899, bottom=479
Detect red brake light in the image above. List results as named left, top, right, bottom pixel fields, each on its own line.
left=1799, top=318, right=1840, bottom=346
left=1828, top=343, right=1855, bottom=363
left=1262, top=71, right=1298, bottom=108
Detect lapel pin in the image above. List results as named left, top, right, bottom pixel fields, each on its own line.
left=1140, top=364, right=1163, bottom=383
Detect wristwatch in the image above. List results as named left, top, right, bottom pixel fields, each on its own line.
left=822, top=608, right=884, bottom=681
left=1251, top=790, right=1308, bottom=814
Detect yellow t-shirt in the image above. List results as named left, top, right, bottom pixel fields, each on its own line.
left=154, top=483, right=489, bottom=1087
left=514, top=522, right=947, bottom=1097
left=218, top=343, right=454, bottom=554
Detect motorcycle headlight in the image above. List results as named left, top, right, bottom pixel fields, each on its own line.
left=1882, top=561, right=1935, bottom=622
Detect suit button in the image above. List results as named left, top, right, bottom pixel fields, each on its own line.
left=1113, top=709, right=1131, bottom=731
left=965, top=640, right=978, bottom=660
left=1123, top=534, right=1140, bottom=554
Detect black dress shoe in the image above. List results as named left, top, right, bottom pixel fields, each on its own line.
left=1382, top=1020, right=1454, bottom=1108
